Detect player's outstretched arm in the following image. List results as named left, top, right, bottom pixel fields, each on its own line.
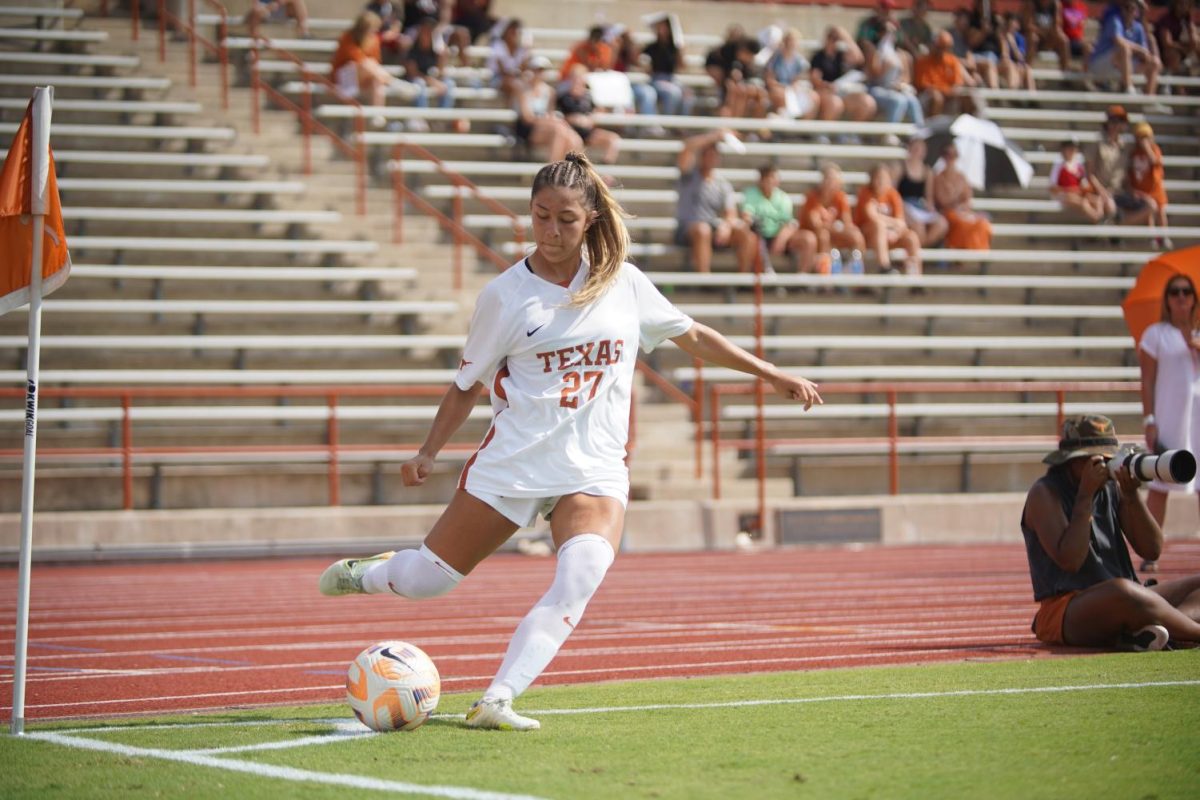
left=670, top=322, right=823, bottom=410
left=401, top=381, right=486, bottom=486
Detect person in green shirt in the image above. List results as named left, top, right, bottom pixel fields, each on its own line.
left=741, top=164, right=818, bottom=273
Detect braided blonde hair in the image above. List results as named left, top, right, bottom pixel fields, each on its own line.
left=531, top=151, right=630, bottom=308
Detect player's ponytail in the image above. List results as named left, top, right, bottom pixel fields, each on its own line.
left=531, top=151, right=630, bottom=308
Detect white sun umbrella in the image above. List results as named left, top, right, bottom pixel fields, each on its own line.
left=918, top=114, right=1034, bottom=190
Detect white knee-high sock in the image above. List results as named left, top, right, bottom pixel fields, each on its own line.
left=361, top=545, right=464, bottom=598
left=483, top=533, right=615, bottom=702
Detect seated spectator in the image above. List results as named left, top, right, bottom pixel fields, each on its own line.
left=556, top=65, right=621, bottom=165
left=866, top=25, right=924, bottom=138
left=560, top=25, right=615, bottom=86
left=856, top=0, right=900, bottom=53
left=1001, top=12, right=1038, bottom=91
left=705, top=24, right=746, bottom=89
left=487, top=18, right=530, bottom=105
left=1089, top=0, right=1162, bottom=99
left=855, top=163, right=922, bottom=274
left=742, top=165, right=819, bottom=273
left=404, top=17, right=456, bottom=118
left=365, top=1, right=407, bottom=65
left=1051, top=139, right=1112, bottom=222
left=513, top=57, right=581, bottom=163
left=245, top=0, right=310, bottom=38
left=1061, top=0, right=1093, bottom=66
left=932, top=144, right=993, bottom=250
left=1156, top=0, right=1200, bottom=78
left=898, top=138, right=949, bottom=247
left=914, top=30, right=976, bottom=117
left=640, top=16, right=694, bottom=119
left=810, top=27, right=878, bottom=125
left=897, top=0, right=935, bottom=57
left=1127, top=122, right=1171, bottom=248
left=1084, top=106, right=1154, bottom=227
left=332, top=11, right=395, bottom=109
left=605, top=25, right=657, bottom=121
left=1021, top=414, right=1200, bottom=652
left=451, top=0, right=495, bottom=45
left=799, top=165, right=866, bottom=274
left=1022, top=0, right=1072, bottom=70
left=967, top=0, right=1004, bottom=89
left=675, top=130, right=758, bottom=273
left=764, top=29, right=821, bottom=120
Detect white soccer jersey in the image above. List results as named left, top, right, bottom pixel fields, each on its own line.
left=454, top=259, right=694, bottom=498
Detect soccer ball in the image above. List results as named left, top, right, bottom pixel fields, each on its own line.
left=346, top=641, right=441, bottom=732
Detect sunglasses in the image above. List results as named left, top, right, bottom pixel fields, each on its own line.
left=1167, top=286, right=1195, bottom=298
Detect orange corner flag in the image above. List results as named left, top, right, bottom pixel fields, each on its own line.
left=0, top=91, right=71, bottom=316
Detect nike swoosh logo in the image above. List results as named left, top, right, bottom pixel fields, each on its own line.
left=526, top=323, right=546, bottom=337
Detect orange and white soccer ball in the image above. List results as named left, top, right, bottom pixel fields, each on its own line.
left=346, top=641, right=441, bottom=732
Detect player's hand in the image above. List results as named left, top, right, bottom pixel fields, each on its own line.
left=770, top=373, right=823, bottom=410
left=1078, top=455, right=1110, bottom=497
left=400, top=453, right=435, bottom=487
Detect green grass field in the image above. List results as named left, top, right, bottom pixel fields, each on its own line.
left=4, top=653, right=1198, bottom=799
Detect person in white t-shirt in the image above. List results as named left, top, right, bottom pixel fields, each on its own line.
left=319, top=151, right=823, bottom=731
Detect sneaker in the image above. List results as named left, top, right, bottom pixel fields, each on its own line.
left=318, top=551, right=395, bottom=596
left=464, top=698, right=541, bottom=731
left=1116, top=623, right=1169, bottom=652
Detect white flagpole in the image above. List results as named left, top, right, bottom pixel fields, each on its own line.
left=11, top=86, right=53, bottom=737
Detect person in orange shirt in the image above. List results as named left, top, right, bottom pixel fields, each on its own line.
left=1127, top=122, right=1170, bottom=249
left=331, top=11, right=395, bottom=108
left=932, top=143, right=993, bottom=250
left=854, top=163, right=922, bottom=275
left=798, top=164, right=866, bottom=274
left=914, top=30, right=975, bottom=116
left=560, top=26, right=615, bottom=83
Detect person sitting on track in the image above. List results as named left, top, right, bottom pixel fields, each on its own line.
left=319, top=151, right=823, bottom=731
left=1020, top=414, right=1200, bottom=652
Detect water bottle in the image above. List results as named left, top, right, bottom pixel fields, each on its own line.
left=849, top=249, right=865, bottom=275
left=829, top=249, right=842, bottom=275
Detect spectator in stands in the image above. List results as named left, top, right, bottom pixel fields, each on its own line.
left=513, top=57, right=582, bottom=163
left=1022, top=0, right=1072, bottom=70
left=932, top=143, right=993, bottom=251
left=898, top=138, right=949, bottom=247
left=332, top=11, right=395, bottom=109
left=606, top=25, right=657, bottom=122
left=1050, top=139, right=1114, bottom=223
left=403, top=17, right=456, bottom=120
left=675, top=129, right=758, bottom=273
left=642, top=15, right=694, bottom=117
left=1021, top=414, right=1200, bottom=652
left=915, top=30, right=976, bottom=117
left=966, top=0, right=1004, bottom=89
left=1139, top=274, right=1200, bottom=555
left=742, top=165, right=819, bottom=273
left=1062, top=0, right=1093, bottom=66
left=1127, top=122, right=1171, bottom=248
left=866, top=23, right=924, bottom=139
left=1088, top=0, right=1163, bottom=98
left=246, top=0, right=310, bottom=38
left=799, top=164, right=867, bottom=275
left=560, top=25, right=615, bottom=85
left=810, top=27, right=878, bottom=126
left=487, top=18, right=530, bottom=105
left=856, top=0, right=900, bottom=52
left=365, top=1, right=407, bottom=65
left=451, top=0, right=495, bottom=45
left=1084, top=106, right=1155, bottom=227
left=1156, top=0, right=1200, bottom=79
left=764, top=29, right=821, bottom=120
left=897, top=0, right=935, bottom=56
left=706, top=26, right=767, bottom=118
left=1001, top=12, right=1038, bottom=92
left=855, top=163, right=922, bottom=275
left=557, top=65, right=622, bottom=165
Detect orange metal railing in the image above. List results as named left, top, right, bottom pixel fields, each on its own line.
left=153, top=0, right=231, bottom=110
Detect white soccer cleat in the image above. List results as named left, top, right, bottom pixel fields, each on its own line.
left=1117, top=623, right=1170, bottom=653
left=464, top=698, right=541, bottom=731
left=318, top=551, right=395, bottom=596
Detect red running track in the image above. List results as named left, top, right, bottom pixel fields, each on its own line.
left=3, top=542, right=1197, bottom=721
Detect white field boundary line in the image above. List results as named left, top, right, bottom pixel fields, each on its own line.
left=24, top=730, right=549, bottom=800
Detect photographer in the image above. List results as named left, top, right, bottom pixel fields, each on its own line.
left=1021, top=414, right=1200, bottom=651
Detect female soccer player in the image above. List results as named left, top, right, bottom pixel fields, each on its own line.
left=319, top=151, right=823, bottom=730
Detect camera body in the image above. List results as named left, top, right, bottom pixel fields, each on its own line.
left=1107, top=446, right=1197, bottom=484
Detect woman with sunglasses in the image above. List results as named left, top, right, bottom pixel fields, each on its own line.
left=1138, top=273, right=1200, bottom=569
